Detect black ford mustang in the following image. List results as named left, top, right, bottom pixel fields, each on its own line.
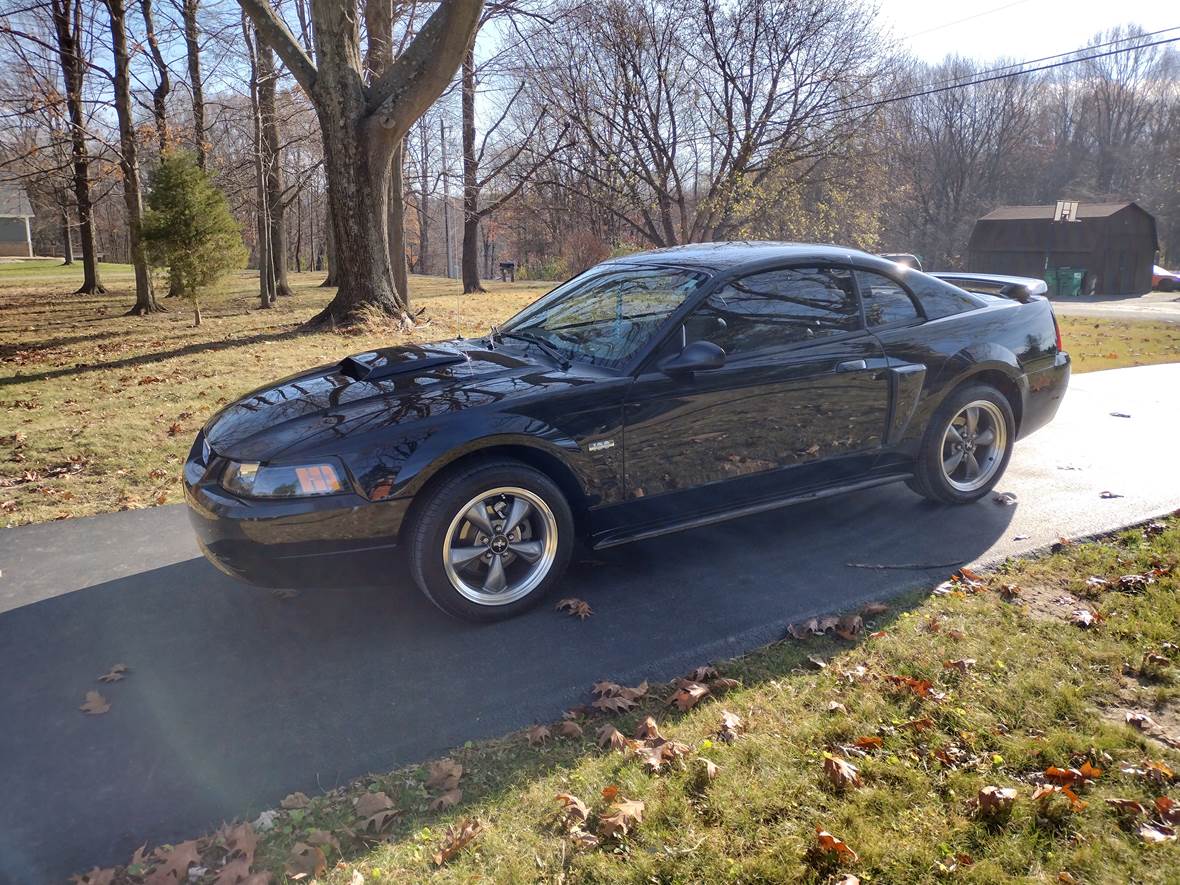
left=184, top=243, right=1070, bottom=620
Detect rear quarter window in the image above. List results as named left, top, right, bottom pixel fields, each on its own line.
left=905, top=273, right=984, bottom=319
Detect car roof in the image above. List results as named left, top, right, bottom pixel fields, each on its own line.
left=605, top=241, right=885, bottom=273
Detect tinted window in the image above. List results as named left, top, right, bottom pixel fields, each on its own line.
left=503, top=265, right=707, bottom=368
left=855, top=270, right=920, bottom=326
left=904, top=272, right=982, bottom=318
left=686, top=267, right=860, bottom=355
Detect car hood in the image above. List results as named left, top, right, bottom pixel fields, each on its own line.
left=203, top=340, right=579, bottom=461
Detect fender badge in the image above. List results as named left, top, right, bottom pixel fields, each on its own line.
left=588, top=439, right=616, bottom=453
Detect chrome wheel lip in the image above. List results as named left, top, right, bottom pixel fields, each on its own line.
left=442, top=486, right=558, bottom=606
left=940, top=399, right=1008, bottom=493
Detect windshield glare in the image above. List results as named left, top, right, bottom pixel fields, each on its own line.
left=500, top=265, right=707, bottom=368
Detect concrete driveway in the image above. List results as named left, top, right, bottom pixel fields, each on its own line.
left=1, top=364, right=1177, bottom=883
left=1050, top=290, right=1180, bottom=322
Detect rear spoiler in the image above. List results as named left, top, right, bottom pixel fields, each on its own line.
left=929, top=272, right=1047, bottom=304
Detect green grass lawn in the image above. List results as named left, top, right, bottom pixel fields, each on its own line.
left=76, top=518, right=1180, bottom=883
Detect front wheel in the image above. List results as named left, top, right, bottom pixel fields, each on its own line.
left=907, top=383, right=1015, bottom=504
left=407, top=458, right=574, bottom=621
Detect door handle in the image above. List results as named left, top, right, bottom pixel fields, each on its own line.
left=836, top=359, right=868, bottom=373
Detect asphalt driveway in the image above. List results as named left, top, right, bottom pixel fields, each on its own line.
left=1050, top=290, right=1180, bottom=322
left=2, top=364, right=1178, bottom=883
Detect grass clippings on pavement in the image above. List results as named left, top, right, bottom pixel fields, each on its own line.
left=73, top=517, right=1180, bottom=884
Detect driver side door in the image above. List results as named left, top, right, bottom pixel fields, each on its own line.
left=619, top=265, right=891, bottom=529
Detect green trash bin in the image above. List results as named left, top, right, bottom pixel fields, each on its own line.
left=1056, top=267, right=1085, bottom=297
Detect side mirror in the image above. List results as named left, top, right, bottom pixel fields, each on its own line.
left=659, top=340, right=726, bottom=377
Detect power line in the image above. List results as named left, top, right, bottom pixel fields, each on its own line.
left=896, top=0, right=1036, bottom=42
left=917, top=24, right=1180, bottom=92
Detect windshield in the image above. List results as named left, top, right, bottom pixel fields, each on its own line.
left=499, top=265, right=708, bottom=369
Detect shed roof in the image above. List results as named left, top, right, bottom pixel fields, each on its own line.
left=0, top=184, right=33, bottom=218
left=978, top=201, right=1142, bottom=222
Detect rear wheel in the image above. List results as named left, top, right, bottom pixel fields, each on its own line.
left=407, top=458, right=574, bottom=621
left=907, top=383, right=1015, bottom=504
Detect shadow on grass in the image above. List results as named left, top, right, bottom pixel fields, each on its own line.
left=0, top=326, right=311, bottom=386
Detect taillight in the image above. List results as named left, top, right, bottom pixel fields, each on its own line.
left=1052, top=311, right=1063, bottom=352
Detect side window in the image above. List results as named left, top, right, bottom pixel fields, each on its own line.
left=855, top=270, right=921, bottom=327
left=686, top=266, right=861, bottom=355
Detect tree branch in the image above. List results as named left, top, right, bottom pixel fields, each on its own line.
left=368, top=0, right=482, bottom=135
left=236, top=0, right=317, bottom=94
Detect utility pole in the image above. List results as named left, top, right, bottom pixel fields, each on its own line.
left=441, top=117, right=453, bottom=279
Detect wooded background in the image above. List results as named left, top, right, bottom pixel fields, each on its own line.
left=1, top=0, right=1177, bottom=313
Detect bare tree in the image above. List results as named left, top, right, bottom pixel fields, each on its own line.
left=238, top=0, right=483, bottom=326
left=139, top=0, right=171, bottom=153
left=50, top=0, right=105, bottom=293
left=103, top=0, right=161, bottom=314
left=459, top=4, right=570, bottom=292
left=523, top=0, right=883, bottom=249
left=179, top=0, right=206, bottom=167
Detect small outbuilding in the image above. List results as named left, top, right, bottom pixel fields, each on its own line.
left=968, top=200, right=1159, bottom=295
left=0, top=184, right=34, bottom=258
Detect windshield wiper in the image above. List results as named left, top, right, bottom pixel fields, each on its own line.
left=501, top=330, right=571, bottom=369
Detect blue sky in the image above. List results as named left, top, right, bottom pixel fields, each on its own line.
left=878, top=0, right=1177, bottom=63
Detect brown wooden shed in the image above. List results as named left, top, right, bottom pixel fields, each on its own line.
left=967, top=201, right=1159, bottom=295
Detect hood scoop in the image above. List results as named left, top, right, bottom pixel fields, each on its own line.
left=338, top=346, right=467, bottom=382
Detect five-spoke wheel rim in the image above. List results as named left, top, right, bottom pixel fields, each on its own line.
left=443, top=486, right=559, bottom=605
left=940, top=400, right=1007, bottom=492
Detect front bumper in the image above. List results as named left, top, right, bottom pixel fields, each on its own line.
left=184, top=435, right=410, bottom=588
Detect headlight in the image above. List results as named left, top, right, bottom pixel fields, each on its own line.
left=222, top=460, right=346, bottom=498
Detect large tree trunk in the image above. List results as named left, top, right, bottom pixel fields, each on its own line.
left=105, top=0, right=161, bottom=315
left=51, top=0, right=105, bottom=294
left=257, top=43, right=293, bottom=297
left=182, top=0, right=207, bottom=169
left=460, top=43, right=485, bottom=293
left=240, top=0, right=483, bottom=327
left=388, top=140, right=408, bottom=296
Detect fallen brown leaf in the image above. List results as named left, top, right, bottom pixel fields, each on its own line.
left=1137, top=821, right=1176, bottom=844
left=686, top=665, right=718, bottom=682
left=146, top=840, right=202, bottom=885
left=943, top=658, right=976, bottom=674
left=823, top=752, right=862, bottom=790
left=669, top=681, right=710, bottom=711
left=97, top=663, right=129, bottom=683
left=699, top=757, right=719, bottom=780
left=425, top=759, right=463, bottom=791
left=592, top=694, right=637, bottom=714
left=634, top=716, right=661, bottom=741
left=79, top=691, right=110, bottom=715
left=834, top=614, right=863, bottom=640
left=1104, top=798, right=1147, bottom=816
left=598, top=797, right=644, bottom=838
left=432, top=818, right=484, bottom=865
left=815, top=828, right=859, bottom=862
left=526, top=724, right=551, bottom=745
left=597, top=723, right=629, bottom=751
left=861, top=601, right=889, bottom=617
left=354, top=791, right=394, bottom=817
left=280, top=791, right=310, bottom=810
left=719, top=710, right=742, bottom=742
left=212, top=856, right=254, bottom=885
left=976, top=785, right=1017, bottom=817
left=708, top=677, right=741, bottom=693
left=1155, top=796, right=1180, bottom=823
left=555, top=597, right=593, bottom=619
left=1126, top=711, right=1158, bottom=731
left=554, top=793, right=589, bottom=826
left=429, top=789, right=462, bottom=811
left=555, top=720, right=584, bottom=739
left=853, top=735, right=883, bottom=750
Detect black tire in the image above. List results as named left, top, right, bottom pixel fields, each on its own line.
left=906, top=382, right=1015, bottom=505
left=407, top=457, right=575, bottom=621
